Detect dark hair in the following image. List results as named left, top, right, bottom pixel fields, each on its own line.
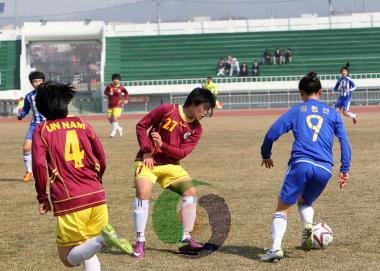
left=340, top=62, right=350, bottom=74
left=184, top=87, right=216, bottom=113
left=298, top=72, right=322, bottom=95
left=35, top=82, right=76, bottom=120
left=207, top=76, right=212, bottom=80
left=112, top=73, right=121, bottom=80
left=29, top=71, right=45, bottom=84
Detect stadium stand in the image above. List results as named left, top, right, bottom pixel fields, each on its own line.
left=0, top=40, right=21, bottom=90
left=105, top=27, right=380, bottom=81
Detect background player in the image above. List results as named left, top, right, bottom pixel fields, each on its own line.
left=32, top=82, right=132, bottom=270
left=17, top=71, right=45, bottom=182
left=260, top=72, right=351, bottom=262
left=203, top=76, right=223, bottom=109
left=332, top=63, right=357, bottom=124
left=104, top=73, right=129, bottom=137
left=132, top=88, right=216, bottom=258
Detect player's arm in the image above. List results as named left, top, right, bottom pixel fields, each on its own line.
left=261, top=109, right=294, bottom=168
left=349, top=78, right=357, bottom=92
left=331, top=80, right=340, bottom=93
left=103, top=85, right=111, bottom=96
left=152, top=126, right=202, bottom=160
left=31, top=126, right=51, bottom=214
left=18, top=95, right=31, bottom=120
left=123, top=87, right=129, bottom=104
left=136, top=104, right=172, bottom=168
left=86, top=122, right=106, bottom=179
left=333, top=114, right=352, bottom=188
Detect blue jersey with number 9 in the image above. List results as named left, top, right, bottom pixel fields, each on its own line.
left=261, top=99, right=351, bottom=173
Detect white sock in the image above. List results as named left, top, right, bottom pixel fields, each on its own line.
left=347, top=112, right=356, bottom=119
left=180, top=196, right=197, bottom=241
left=298, top=204, right=314, bottom=226
left=134, top=198, right=149, bottom=242
left=23, top=152, right=32, bottom=173
left=83, top=255, right=100, bottom=271
left=111, top=122, right=119, bottom=132
left=272, top=212, right=288, bottom=251
left=67, top=236, right=104, bottom=266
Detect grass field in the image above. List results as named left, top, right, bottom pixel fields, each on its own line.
left=0, top=111, right=379, bottom=271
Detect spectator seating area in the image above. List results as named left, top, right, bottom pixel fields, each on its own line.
left=105, top=27, right=380, bottom=81
left=0, top=40, right=21, bottom=90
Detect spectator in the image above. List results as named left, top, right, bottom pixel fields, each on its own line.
left=273, top=48, right=283, bottom=65
left=284, top=48, right=292, bottom=64
left=229, top=58, right=240, bottom=76
left=217, top=58, right=225, bottom=76
left=263, top=49, right=272, bottom=65
left=224, top=55, right=233, bottom=75
left=252, top=59, right=260, bottom=76
left=240, top=63, right=249, bottom=76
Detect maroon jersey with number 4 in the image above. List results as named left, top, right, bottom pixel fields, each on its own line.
left=32, top=116, right=106, bottom=216
left=136, top=104, right=202, bottom=165
left=104, top=84, right=128, bottom=108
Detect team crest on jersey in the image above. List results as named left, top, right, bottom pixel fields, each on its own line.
left=323, top=108, right=330, bottom=114
left=183, top=132, right=192, bottom=140
left=117, top=88, right=121, bottom=93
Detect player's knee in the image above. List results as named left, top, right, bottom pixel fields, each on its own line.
left=136, top=188, right=151, bottom=199
left=61, top=258, right=76, bottom=268
left=181, top=186, right=197, bottom=197
left=58, top=250, right=75, bottom=267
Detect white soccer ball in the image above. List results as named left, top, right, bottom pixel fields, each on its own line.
left=312, top=223, right=333, bottom=249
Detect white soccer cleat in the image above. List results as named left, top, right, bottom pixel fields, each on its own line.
left=110, top=130, right=116, bottom=138
left=260, top=248, right=284, bottom=262
left=118, top=127, right=123, bottom=137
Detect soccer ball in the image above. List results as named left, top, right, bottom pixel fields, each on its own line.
left=312, top=223, right=333, bottom=249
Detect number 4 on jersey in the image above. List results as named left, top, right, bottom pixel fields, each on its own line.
left=65, top=130, right=84, bottom=168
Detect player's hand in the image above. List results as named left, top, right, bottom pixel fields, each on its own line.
left=338, top=172, right=349, bottom=189
left=143, top=153, right=155, bottom=169
left=124, top=100, right=128, bottom=104
left=261, top=158, right=274, bottom=169
left=39, top=201, right=51, bottom=215
left=17, top=113, right=22, bottom=120
left=151, top=132, right=163, bottom=148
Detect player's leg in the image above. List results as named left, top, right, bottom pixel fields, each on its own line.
left=342, top=99, right=357, bottom=124
left=110, top=108, right=123, bottom=137
left=169, top=181, right=203, bottom=251
left=261, top=163, right=308, bottom=262
left=22, top=125, right=36, bottom=182
left=114, top=108, right=123, bottom=136
left=133, top=178, right=152, bottom=258
left=58, top=205, right=131, bottom=269
left=133, top=162, right=156, bottom=258
left=298, top=165, right=332, bottom=250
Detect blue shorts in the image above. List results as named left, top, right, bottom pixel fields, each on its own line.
left=335, top=96, right=351, bottom=111
left=25, top=124, right=37, bottom=140
left=279, top=160, right=332, bottom=206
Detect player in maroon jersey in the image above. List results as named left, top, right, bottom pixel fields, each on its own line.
left=132, top=88, right=216, bottom=258
left=32, top=82, right=132, bottom=270
left=104, top=73, right=129, bottom=137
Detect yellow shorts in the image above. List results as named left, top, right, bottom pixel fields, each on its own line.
left=107, top=107, right=122, bottom=118
left=56, top=204, right=108, bottom=247
left=134, top=161, right=191, bottom=189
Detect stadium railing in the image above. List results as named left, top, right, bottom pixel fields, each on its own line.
left=122, top=73, right=380, bottom=87
left=170, top=87, right=380, bottom=109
